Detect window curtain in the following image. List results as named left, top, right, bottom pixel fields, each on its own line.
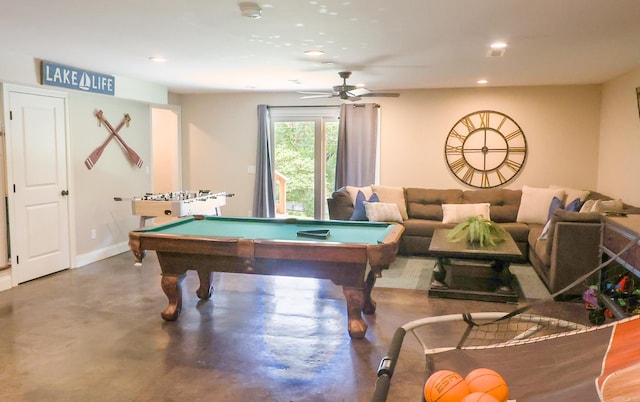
left=252, top=105, right=276, bottom=217
left=335, top=103, right=380, bottom=189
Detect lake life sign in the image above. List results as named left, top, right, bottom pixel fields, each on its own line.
left=42, top=61, right=115, bottom=95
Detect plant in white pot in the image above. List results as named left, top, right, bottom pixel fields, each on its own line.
left=446, top=215, right=506, bottom=247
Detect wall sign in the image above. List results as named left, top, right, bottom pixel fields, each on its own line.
left=41, top=60, right=115, bottom=96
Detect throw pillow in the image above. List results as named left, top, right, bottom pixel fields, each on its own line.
left=371, top=185, right=408, bottom=220
left=549, top=185, right=590, bottom=204
left=600, top=199, right=624, bottom=212
left=565, top=197, right=583, bottom=212
left=441, top=203, right=491, bottom=224
left=345, top=185, right=373, bottom=206
left=579, top=199, right=596, bottom=213
left=516, top=185, right=566, bottom=225
left=539, top=196, right=577, bottom=240
left=547, top=196, right=564, bottom=220
left=364, top=201, right=403, bottom=223
left=350, top=191, right=379, bottom=221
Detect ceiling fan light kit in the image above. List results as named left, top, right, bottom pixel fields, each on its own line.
left=299, top=71, right=400, bottom=102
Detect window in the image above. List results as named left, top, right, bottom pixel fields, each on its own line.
left=270, top=107, right=340, bottom=219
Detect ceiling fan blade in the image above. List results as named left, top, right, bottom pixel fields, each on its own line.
left=299, top=94, right=336, bottom=99
left=359, top=92, right=400, bottom=98
left=298, top=91, right=333, bottom=95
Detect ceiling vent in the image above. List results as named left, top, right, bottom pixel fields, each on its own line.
left=487, top=48, right=506, bottom=57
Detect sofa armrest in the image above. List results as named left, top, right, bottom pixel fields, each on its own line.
left=327, top=190, right=354, bottom=220
left=548, top=221, right=601, bottom=295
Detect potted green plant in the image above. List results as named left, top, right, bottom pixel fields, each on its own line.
left=447, top=215, right=506, bottom=247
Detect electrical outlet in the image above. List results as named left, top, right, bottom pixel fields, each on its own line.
left=91, top=229, right=96, bottom=239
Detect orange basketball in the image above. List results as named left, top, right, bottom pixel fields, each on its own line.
left=465, top=368, right=509, bottom=402
left=462, top=392, right=500, bottom=402
left=424, top=369, right=470, bottom=402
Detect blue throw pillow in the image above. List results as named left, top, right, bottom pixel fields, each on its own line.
left=547, top=196, right=563, bottom=221
left=565, top=197, right=583, bottom=212
left=350, top=191, right=379, bottom=221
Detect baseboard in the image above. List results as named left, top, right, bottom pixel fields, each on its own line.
left=74, top=242, right=130, bottom=268
left=0, top=268, right=12, bottom=292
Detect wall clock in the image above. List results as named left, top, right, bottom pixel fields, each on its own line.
left=444, top=110, right=527, bottom=188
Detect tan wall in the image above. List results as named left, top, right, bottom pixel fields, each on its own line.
left=598, top=67, right=640, bottom=205
left=0, top=53, right=168, bottom=268
left=69, top=92, right=152, bottom=257
left=177, top=85, right=603, bottom=217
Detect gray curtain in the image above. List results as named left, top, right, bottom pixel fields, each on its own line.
left=335, top=103, right=379, bottom=189
left=252, top=105, right=276, bottom=217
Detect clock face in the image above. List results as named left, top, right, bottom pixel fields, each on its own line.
left=445, top=110, right=527, bottom=188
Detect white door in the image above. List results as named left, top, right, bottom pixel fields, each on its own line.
left=4, top=86, right=70, bottom=284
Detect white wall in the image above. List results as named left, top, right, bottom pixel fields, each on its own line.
left=598, top=67, right=640, bottom=205
left=176, top=85, right=603, bottom=217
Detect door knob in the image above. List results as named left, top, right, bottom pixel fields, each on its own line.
left=61, top=190, right=69, bottom=196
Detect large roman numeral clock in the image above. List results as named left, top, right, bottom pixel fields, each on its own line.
left=445, top=110, right=527, bottom=188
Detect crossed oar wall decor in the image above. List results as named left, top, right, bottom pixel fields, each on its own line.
left=85, top=110, right=143, bottom=169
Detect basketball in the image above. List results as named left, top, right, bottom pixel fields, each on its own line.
left=462, top=392, right=500, bottom=402
left=465, top=368, right=509, bottom=402
left=424, top=369, right=470, bottom=402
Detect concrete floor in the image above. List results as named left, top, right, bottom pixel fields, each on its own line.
left=0, top=252, right=589, bottom=402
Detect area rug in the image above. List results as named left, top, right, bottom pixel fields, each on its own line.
left=375, top=256, right=551, bottom=300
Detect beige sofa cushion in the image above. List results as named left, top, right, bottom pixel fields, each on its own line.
left=516, top=186, right=566, bottom=225
left=371, top=185, right=408, bottom=220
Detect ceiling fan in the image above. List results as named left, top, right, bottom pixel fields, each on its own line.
left=299, top=71, right=400, bottom=101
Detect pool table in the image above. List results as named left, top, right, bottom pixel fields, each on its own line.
left=128, top=215, right=404, bottom=339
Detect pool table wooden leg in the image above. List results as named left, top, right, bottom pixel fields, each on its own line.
left=196, top=269, right=214, bottom=299
left=161, top=273, right=186, bottom=321
left=342, top=287, right=367, bottom=339
left=362, top=268, right=378, bottom=315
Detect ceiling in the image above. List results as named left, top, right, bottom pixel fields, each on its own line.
left=2, top=0, right=640, bottom=94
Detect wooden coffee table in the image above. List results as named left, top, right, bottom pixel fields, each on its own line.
left=428, top=228, right=523, bottom=303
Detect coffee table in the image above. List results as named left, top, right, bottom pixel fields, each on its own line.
left=428, top=228, right=523, bottom=303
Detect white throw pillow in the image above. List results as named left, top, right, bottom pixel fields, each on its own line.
left=549, top=185, right=590, bottom=204
left=580, top=199, right=596, bottom=213
left=345, top=185, right=373, bottom=206
left=371, top=185, right=408, bottom=220
left=364, top=201, right=404, bottom=223
left=516, top=186, right=566, bottom=225
left=442, top=203, right=491, bottom=224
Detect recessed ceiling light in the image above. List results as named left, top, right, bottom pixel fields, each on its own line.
left=477, top=79, right=488, bottom=84
left=149, top=56, right=167, bottom=62
left=490, top=42, right=508, bottom=49
left=239, top=2, right=262, bottom=19
left=304, top=49, right=325, bottom=56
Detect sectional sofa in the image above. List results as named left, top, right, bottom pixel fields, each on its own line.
left=327, top=185, right=640, bottom=296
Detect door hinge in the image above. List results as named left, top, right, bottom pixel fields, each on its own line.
left=16, top=255, right=19, bottom=264
left=13, top=184, right=16, bottom=193
left=9, top=111, right=12, bottom=120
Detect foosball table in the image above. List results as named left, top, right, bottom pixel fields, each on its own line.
left=115, top=191, right=233, bottom=227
